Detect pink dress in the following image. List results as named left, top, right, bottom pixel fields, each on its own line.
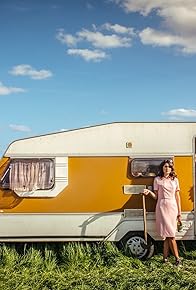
left=153, top=176, right=180, bottom=239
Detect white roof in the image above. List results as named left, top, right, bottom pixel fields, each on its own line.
left=5, top=122, right=196, bottom=157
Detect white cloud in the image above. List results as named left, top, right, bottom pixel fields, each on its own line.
left=162, top=108, right=196, bottom=118
left=56, top=29, right=79, bottom=46
left=67, top=49, right=108, bottom=62
left=139, top=28, right=196, bottom=53
left=139, top=27, right=182, bottom=47
left=113, top=0, right=196, bottom=54
left=77, top=29, right=132, bottom=48
left=9, top=124, right=31, bottom=132
left=158, top=6, right=196, bottom=35
left=102, top=23, right=135, bottom=35
left=10, top=64, right=53, bottom=80
left=56, top=23, right=134, bottom=61
left=0, top=81, right=26, bottom=95
left=113, top=0, right=194, bottom=16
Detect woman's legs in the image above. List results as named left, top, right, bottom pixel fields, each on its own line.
left=163, top=238, right=169, bottom=260
left=163, top=237, right=180, bottom=265
left=168, top=237, right=180, bottom=260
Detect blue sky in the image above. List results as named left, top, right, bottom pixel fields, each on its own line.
left=1, top=0, right=196, bottom=155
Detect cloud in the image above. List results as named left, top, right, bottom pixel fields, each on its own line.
left=139, top=27, right=182, bottom=47
left=57, top=26, right=133, bottom=49
left=158, top=5, right=196, bottom=35
left=9, top=124, right=31, bottom=132
left=67, top=49, right=108, bottom=62
left=113, top=0, right=196, bottom=54
left=59, top=128, right=68, bottom=131
left=112, top=0, right=194, bottom=16
left=101, top=23, right=135, bottom=35
left=139, top=27, right=196, bottom=54
left=0, top=81, right=26, bottom=95
left=77, top=29, right=132, bottom=48
left=10, top=64, right=53, bottom=80
left=162, top=108, right=196, bottom=118
left=56, top=29, right=79, bottom=46
left=56, top=23, right=134, bottom=61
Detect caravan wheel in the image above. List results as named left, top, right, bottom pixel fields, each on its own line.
left=119, top=232, right=155, bottom=259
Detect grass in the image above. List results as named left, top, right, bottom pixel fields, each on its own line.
left=0, top=241, right=196, bottom=290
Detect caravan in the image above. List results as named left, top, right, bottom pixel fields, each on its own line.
left=0, top=122, right=195, bottom=259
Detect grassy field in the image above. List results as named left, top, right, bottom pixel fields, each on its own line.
left=0, top=241, right=196, bottom=290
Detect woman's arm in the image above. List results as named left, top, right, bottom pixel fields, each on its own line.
left=175, top=190, right=181, bottom=221
left=143, top=189, right=158, bottom=200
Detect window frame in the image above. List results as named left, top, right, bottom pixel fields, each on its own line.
left=0, top=158, right=55, bottom=191
left=129, top=157, right=173, bottom=178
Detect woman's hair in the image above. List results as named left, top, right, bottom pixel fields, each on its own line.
left=158, top=159, right=177, bottom=179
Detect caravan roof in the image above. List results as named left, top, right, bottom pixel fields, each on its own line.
left=5, top=122, right=196, bottom=157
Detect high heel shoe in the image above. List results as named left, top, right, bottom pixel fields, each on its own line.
left=175, top=258, right=182, bottom=267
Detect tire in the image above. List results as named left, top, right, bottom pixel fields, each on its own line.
left=118, top=232, right=155, bottom=260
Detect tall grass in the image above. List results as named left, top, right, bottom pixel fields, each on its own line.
left=0, top=241, right=196, bottom=290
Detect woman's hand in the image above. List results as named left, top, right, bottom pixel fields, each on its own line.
left=142, top=189, right=150, bottom=196
left=177, top=215, right=182, bottom=222
left=142, top=189, right=157, bottom=200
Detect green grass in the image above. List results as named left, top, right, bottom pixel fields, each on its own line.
left=0, top=241, right=196, bottom=290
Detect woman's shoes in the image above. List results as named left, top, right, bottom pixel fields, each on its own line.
left=163, top=257, right=182, bottom=266
left=175, top=258, right=182, bottom=267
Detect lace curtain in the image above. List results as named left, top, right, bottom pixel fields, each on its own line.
left=9, top=159, right=54, bottom=192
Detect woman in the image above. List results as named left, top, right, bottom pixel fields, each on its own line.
left=143, top=160, right=181, bottom=266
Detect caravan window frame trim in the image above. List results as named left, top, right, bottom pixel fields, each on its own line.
left=129, top=157, right=173, bottom=178
left=0, top=158, right=55, bottom=191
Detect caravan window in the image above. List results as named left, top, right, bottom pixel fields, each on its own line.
left=0, top=158, right=55, bottom=192
left=130, top=158, right=173, bottom=178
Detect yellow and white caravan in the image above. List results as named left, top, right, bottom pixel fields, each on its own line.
left=0, top=122, right=196, bottom=259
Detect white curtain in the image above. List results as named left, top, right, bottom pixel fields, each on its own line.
left=9, top=159, right=54, bottom=192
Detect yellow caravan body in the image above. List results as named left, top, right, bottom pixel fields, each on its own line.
left=0, top=122, right=196, bottom=258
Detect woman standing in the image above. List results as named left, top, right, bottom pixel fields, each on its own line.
left=143, top=160, right=181, bottom=266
